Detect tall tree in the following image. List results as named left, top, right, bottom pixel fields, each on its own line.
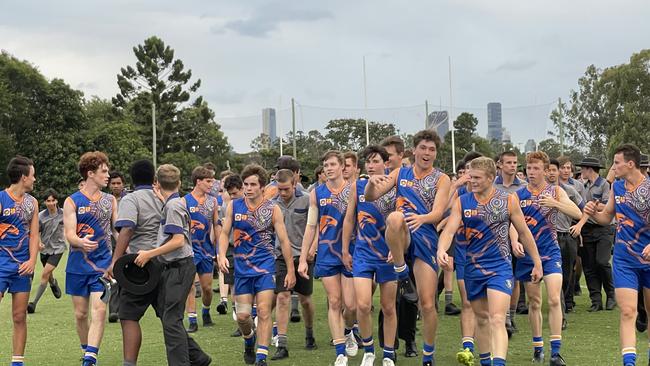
left=438, top=113, right=495, bottom=173
left=324, top=119, right=397, bottom=152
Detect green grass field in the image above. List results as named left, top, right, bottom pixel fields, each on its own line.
left=0, top=252, right=641, bottom=365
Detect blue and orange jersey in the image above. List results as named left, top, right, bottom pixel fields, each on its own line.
left=66, top=191, right=114, bottom=274
left=516, top=184, right=560, bottom=261
left=454, top=185, right=470, bottom=261
left=0, top=190, right=36, bottom=275
left=315, top=181, right=351, bottom=266
left=613, top=177, right=650, bottom=268
left=395, top=166, right=443, bottom=247
left=354, top=179, right=396, bottom=263
left=232, top=198, right=276, bottom=277
left=185, top=192, right=218, bottom=261
left=458, top=188, right=512, bottom=278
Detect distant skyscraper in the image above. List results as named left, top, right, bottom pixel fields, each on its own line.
left=525, top=139, right=537, bottom=153
left=262, top=108, right=277, bottom=146
left=501, top=127, right=511, bottom=144
left=487, top=102, right=502, bottom=142
left=427, top=111, right=449, bottom=138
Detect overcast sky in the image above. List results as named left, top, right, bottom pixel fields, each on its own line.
left=2, top=1, right=649, bottom=152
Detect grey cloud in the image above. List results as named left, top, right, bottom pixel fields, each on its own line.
left=495, top=59, right=538, bottom=72
left=76, top=81, right=98, bottom=90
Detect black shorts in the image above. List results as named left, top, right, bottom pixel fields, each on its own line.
left=275, top=256, right=313, bottom=296
left=118, top=286, right=160, bottom=321
left=220, top=254, right=235, bottom=285
left=40, top=253, right=63, bottom=267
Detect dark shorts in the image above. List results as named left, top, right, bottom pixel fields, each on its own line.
left=118, top=286, right=160, bottom=321
left=195, top=257, right=214, bottom=275
left=40, top=252, right=63, bottom=267
left=0, top=272, right=32, bottom=294
left=275, top=257, right=313, bottom=296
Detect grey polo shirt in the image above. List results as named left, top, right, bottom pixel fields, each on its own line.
left=157, top=193, right=194, bottom=263
left=494, top=174, right=527, bottom=194
left=273, top=190, right=309, bottom=258
left=115, top=186, right=163, bottom=253
left=39, top=208, right=66, bottom=255
left=582, top=176, right=610, bottom=225
left=556, top=183, right=584, bottom=233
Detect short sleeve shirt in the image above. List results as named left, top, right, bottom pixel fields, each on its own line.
left=39, top=208, right=66, bottom=255
left=556, top=183, right=584, bottom=232
left=583, top=176, right=610, bottom=226
left=115, top=186, right=163, bottom=253
left=157, top=193, right=193, bottom=263
left=494, top=175, right=527, bottom=194
left=273, top=190, right=309, bottom=257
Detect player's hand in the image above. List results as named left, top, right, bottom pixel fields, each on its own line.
left=512, top=241, right=525, bottom=258
left=298, top=259, right=310, bottom=279
left=538, top=194, right=558, bottom=208
left=386, top=251, right=393, bottom=264
left=569, top=223, right=582, bottom=238
left=106, top=263, right=115, bottom=279
left=80, top=235, right=98, bottom=253
left=643, top=244, right=650, bottom=261
left=342, top=251, right=353, bottom=272
left=218, top=255, right=230, bottom=274
left=437, top=250, right=451, bottom=271
left=368, top=175, right=391, bottom=189
left=284, top=271, right=296, bottom=290
left=405, top=213, right=427, bottom=232
left=583, top=201, right=598, bottom=216
left=134, top=250, right=152, bottom=267
left=38, top=243, right=45, bottom=251
left=530, top=262, right=543, bottom=283
left=18, top=259, right=36, bottom=276
left=453, top=174, right=470, bottom=190
left=307, top=246, right=317, bottom=263
left=153, top=183, right=164, bottom=202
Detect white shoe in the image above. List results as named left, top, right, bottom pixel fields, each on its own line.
left=382, top=358, right=395, bottom=366
left=232, top=308, right=237, bottom=321
left=271, top=334, right=279, bottom=347
left=360, top=352, right=376, bottom=366
left=334, top=354, right=348, bottom=366
left=345, top=332, right=359, bottom=357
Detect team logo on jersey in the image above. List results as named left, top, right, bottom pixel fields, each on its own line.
left=319, top=198, right=333, bottom=206
left=520, top=199, right=533, bottom=208
left=2, top=207, right=16, bottom=216
left=359, top=195, right=366, bottom=203
left=189, top=206, right=199, bottom=213
left=505, top=279, right=512, bottom=289
left=555, top=261, right=562, bottom=268
left=399, top=179, right=414, bottom=187
left=234, top=213, right=248, bottom=221
left=78, top=206, right=92, bottom=215
left=463, top=209, right=478, bottom=217
left=614, top=196, right=626, bottom=204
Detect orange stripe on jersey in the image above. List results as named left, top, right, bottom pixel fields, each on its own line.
left=0, top=223, right=19, bottom=239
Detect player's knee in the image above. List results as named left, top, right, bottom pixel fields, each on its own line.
left=277, top=292, right=290, bottom=305
left=489, top=312, right=505, bottom=327
left=328, top=296, right=342, bottom=312
left=381, top=302, right=397, bottom=319
left=547, top=293, right=561, bottom=308
left=256, top=306, right=271, bottom=321
left=386, top=212, right=406, bottom=230
left=620, top=303, right=637, bottom=320
left=419, top=298, right=435, bottom=314
left=356, top=298, right=372, bottom=315
left=12, top=308, right=26, bottom=324
left=474, top=311, right=489, bottom=326
left=236, top=312, right=252, bottom=324
left=299, top=295, right=312, bottom=308
left=74, top=308, right=88, bottom=321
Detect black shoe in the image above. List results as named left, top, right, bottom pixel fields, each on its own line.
left=606, top=298, right=617, bottom=310
left=588, top=303, right=603, bottom=312
left=216, top=301, right=228, bottom=315
left=254, top=360, right=267, bottom=366
left=561, top=318, right=567, bottom=330
left=187, top=322, right=199, bottom=333
left=404, top=341, right=418, bottom=357
left=50, top=279, right=62, bottom=299
left=27, top=302, right=35, bottom=314
left=212, top=288, right=219, bottom=293
left=511, top=317, right=518, bottom=332
left=329, top=338, right=334, bottom=346
left=516, top=303, right=529, bottom=314
left=505, top=319, right=514, bottom=339
left=305, top=336, right=318, bottom=350
left=574, top=287, right=582, bottom=296
left=445, top=302, right=461, bottom=316
left=193, top=353, right=212, bottom=366
left=550, top=354, right=567, bottom=366
left=271, top=346, right=289, bottom=360
left=108, top=313, right=119, bottom=323
left=203, top=312, right=214, bottom=326
left=565, top=304, right=574, bottom=313
left=400, top=278, right=418, bottom=303
left=290, top=308, right=301, bottom=323
left=244, top=337, right=256, bottom=364
left=532, top=350, right=544, bottom=363
left=637, top=311, right=648, bottom=332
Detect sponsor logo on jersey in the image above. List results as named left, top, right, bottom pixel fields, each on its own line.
left=359, top=195, right=366, bottom=203
left=614, top=196, right=626, bottom=204
left=463, top=209, right=478, bottom=217
left=399, top=179, right=414, bottom=188
left=78, top=206, right=92, bottom=215
left=234, top=213, right=249, bottom=221
left=319, top=198, right=333, bottom=206
left=2, top=208, right=16, bottom=216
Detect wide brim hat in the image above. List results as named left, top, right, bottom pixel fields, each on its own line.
left=576, top=157, right=604, bottom=169
left=113, top=253, right=162, bottom=295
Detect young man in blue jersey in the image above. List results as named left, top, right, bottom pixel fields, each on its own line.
left=516, top=152, right=582, bottom=366
left=584, top=144, right=650, bottom=366
left=63, top=151, right=118, bottom=366
left=342, top=145, right=399, bottom=366
left=184, top=166, right=220, bottom=332
left=365, top=130, right=452, bottom=366
left=218, top=164, right=296, bottom=366
left=0, top=156, right=39, bottom=366
left=437, top=157, right=543, bottom=366
left=298, top=151, right=358, bottom=366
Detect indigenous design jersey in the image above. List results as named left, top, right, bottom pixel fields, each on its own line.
left=458, top=188, right=512, bottom=278
left=0, top=190, right=36, bottom=275
left=454, top=185, right=469, bottom=262
left=613, top=178, right=650, bottom=268
left=232, top=198, right=276, bottom=277
left=66, top=191, right=113, bottom=274
left=354, top=179, right=396, bottom=263
left=185, top=193, right=218, bottom=261
left=516, top=184, right=560, bottom=262
left=396, top=167, right=443, bottom=248
left=315, top=181, right=352, bottom=266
